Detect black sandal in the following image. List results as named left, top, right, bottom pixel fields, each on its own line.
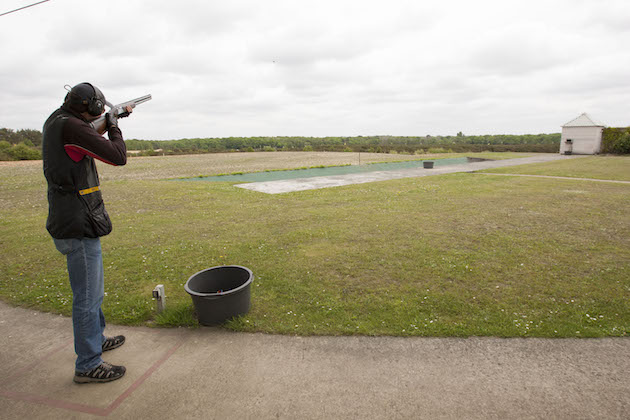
left=74, top=361, right=126, bottom=383
left=102, top=335, right=125, bottom=352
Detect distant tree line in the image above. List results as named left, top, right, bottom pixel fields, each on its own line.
left=0, top=127, right=582, bottom=161
left=125, top=133, right=562, bottom=156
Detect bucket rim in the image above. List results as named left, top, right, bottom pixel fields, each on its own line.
left=184, top=265, right=253, bottom=297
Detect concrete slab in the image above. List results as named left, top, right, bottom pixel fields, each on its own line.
left=236, top=154, right=583, bottom=194
left=1, top=301, right=628, bottom=419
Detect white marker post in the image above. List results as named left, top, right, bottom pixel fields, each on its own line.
left=152, top=284, right=166, bottom=313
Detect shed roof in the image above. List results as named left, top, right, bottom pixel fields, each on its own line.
left=562, top=113, right=605, bottom=127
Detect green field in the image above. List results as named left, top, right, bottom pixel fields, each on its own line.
left=1, top=152, right=628, bottom=337
left=481, top=155, right=630, bottom=181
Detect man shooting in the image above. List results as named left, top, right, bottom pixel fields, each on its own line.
left=42, top=82, right=135, bottom=383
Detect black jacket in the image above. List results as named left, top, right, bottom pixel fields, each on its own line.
left=42, top=105, right=127, bottom=239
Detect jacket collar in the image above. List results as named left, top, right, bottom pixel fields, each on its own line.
left=60, top=103, right=89, bottom=122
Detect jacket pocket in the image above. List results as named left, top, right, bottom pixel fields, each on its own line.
left=79, top=190, right=112, bottom=237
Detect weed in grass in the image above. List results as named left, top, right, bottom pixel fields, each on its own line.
left=154, top=303, right=199, bottom=327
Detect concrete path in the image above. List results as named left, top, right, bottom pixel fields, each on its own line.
left=236, top=154, right=583, bottom=194
left=1, top=301, right=628, bottom=419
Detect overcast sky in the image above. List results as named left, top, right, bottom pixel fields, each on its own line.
left=1, top=0, right=629, bottom=140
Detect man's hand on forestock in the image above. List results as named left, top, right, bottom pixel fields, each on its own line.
left=117, top=105, right=134, bottom=119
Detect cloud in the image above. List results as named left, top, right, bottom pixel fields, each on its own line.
left=1, top=0, right=630, bottom=138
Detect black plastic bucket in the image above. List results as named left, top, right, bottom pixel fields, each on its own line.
left=184, top=265, right=253, bottom=325
left=423, top=161, right=434, bottom=169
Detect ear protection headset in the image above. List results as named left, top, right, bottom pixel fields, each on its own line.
left=64, top=83, right=106, bottom=116
left=85, top=83, right=105, bottom=116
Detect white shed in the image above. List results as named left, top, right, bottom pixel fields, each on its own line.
left=559, top=113, right=605, bottom=155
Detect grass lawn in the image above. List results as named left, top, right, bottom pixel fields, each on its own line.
left=480, top=155, right=630, bottom=181
left=1, top=152, right=628, bottom=337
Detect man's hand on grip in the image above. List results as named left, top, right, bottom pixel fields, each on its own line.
left=105, top=112, right=118, bottom=129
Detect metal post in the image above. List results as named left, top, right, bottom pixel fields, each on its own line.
left=153, top=284, right=166, bottom=313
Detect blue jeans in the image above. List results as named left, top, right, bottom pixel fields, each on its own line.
left=54, top=238, right=106, bottom=372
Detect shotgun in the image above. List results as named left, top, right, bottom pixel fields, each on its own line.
left=90, top=94, right=152, bottom=134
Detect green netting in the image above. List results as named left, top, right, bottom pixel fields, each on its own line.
left=182, top=157, right=472, bottom=183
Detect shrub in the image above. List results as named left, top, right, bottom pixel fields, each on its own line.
left=7, top=142, right=41, bottom=160
left=618, top=132, right=630, bottom=154
left=139, top=150, right=159, bottom=157
left=601, top=127, right=630, bottom=154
